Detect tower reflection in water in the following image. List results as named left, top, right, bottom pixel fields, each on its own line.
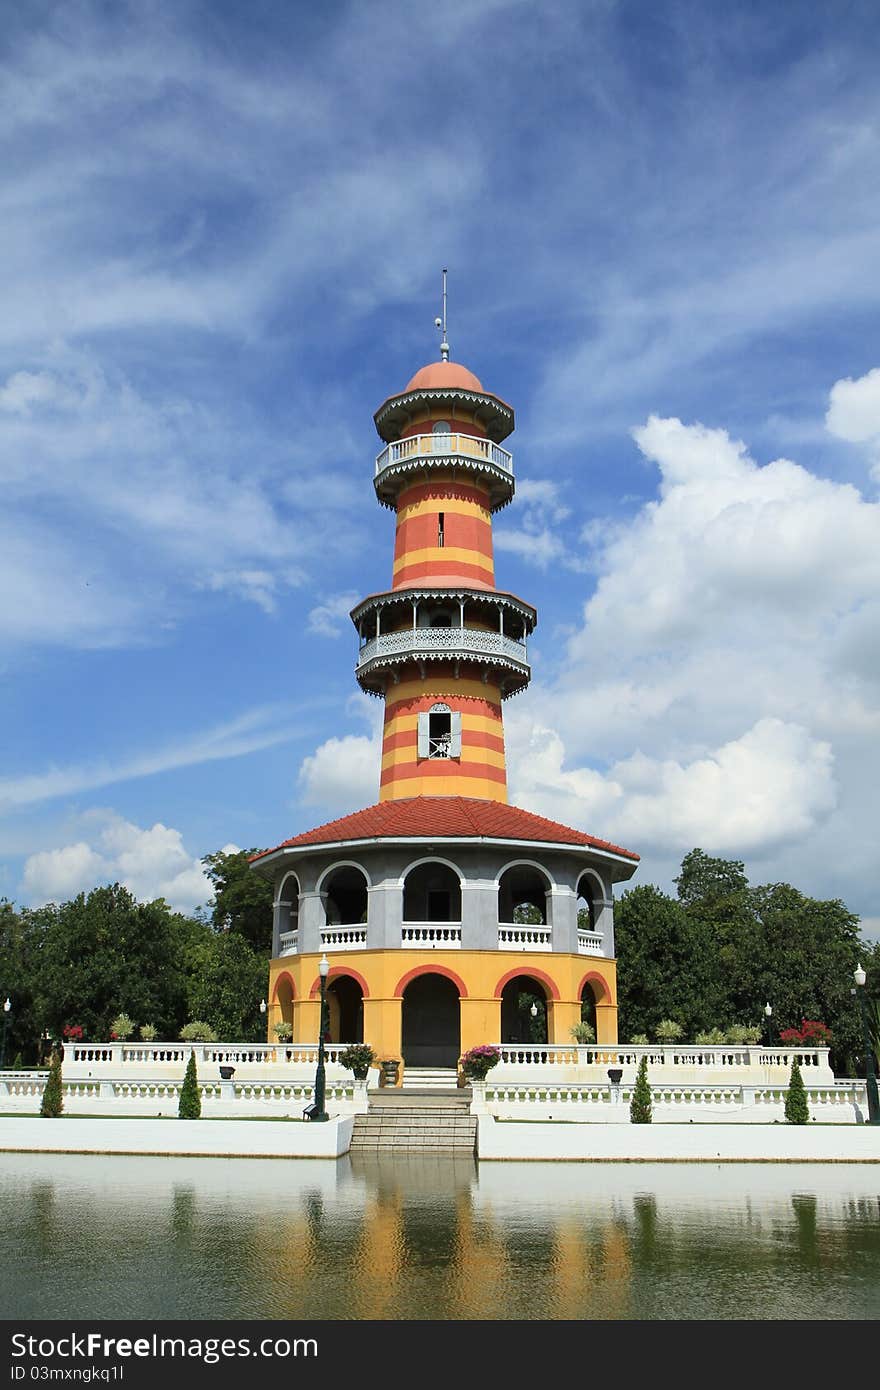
left=1, top=1154, right=879, bottom=1321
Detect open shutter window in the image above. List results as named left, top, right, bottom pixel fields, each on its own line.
left=417, top=711, right=430, bottom=759
left=450, top=710, right=462, bottom=758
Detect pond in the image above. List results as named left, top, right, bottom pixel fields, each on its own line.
left=1, top=1153, right=878, bottom=1320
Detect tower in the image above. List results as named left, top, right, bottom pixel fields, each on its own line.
left=253, top=284, right=639, bottom=1072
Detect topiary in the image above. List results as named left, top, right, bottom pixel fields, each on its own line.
left=178, top=1051, right=201, bottom=1119
left=40, top=1050, right=64, bottom=1118
left=784, top=1056, right=810, bottom=1125
left=630, top=1055, right=652, bottom=1124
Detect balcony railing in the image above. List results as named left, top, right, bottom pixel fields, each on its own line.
left=320, top=927, right=368, bottom=951
left=375, top=432, right=513, bottom=477
left=357, top=626, right=528, bottom=669
left=497, top=924, right=552, bottom=951
left=401, top=924, right=462, bottom=948
left=577, top=929, right=603, bottom=955
left=279, top=929, right=299, bottom=956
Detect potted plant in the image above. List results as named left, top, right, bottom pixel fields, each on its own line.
left=460, top=1044, right=501, bottom=1081
left=109, top=1012, right=135, bottom=1041
left=273, top=1021, right=294, bottom=1043
left=570, top=1021, right=596, bottom=1044
left=338, top=1043, right=376, bottom=1080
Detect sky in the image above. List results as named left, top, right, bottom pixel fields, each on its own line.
left=2, top=0, right=880, bottom=940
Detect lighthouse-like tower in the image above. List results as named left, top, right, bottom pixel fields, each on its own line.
left=253, top=286, right=639, bottom=1074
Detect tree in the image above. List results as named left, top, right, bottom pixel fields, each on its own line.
left=186, top=931, right=266, bottom=1041
left=614, top=884, right=726, bottom=1040
left=784, top=1057, right=810, bottom=1125
left=630, top=1056, right=652, bottom=1124
left=178, top=1052, right=201, bottom=1119
left=675, top=848, right=748, bottom=906
left=202, top=849, right=274, bottom=953
left=39, top=1050, right=63, bottom=1118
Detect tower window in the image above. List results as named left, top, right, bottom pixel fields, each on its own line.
left=432, top=420, right=451, bottom=453
left=438, top=512, right=445, bottom=548
left=417, top=704, right=462, bottom=759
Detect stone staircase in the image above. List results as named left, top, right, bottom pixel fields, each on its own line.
left=400, top=1066, right=460, bottom=1091
left=349, top=1089, right=476, bottom=1154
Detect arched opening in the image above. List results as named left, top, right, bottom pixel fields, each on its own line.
left=322, top=865, right=369, bottom=926
left=500, top=975, right=549, bottom=1045
left=576, top=872, right=603, bottom=936
left=327, top=975, right=364, bottom=1044
left=498, top=864, right=551, bottom=926
left=401, top=973, right=461, bottom=1068
left=273, top=973, right=294, bottom=1037
left=580, top=981, right=598, bottom=1038
left=403, top=861, right=461, bottom=923
left=276, top=872, right=300, bottom=946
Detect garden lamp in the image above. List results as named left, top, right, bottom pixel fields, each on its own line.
left=309, top=955, right=330, bottom=1122
left=853, top=964, right=879, bottom=1125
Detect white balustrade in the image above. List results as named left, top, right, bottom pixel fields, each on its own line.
left=497, top=924, right=552, bottom=951
left=320, top=927, right=368, bottom=950
left=357, top=626, right=528, bottom=669
left=375, top=433, right=513, bottom=477
left=401, top=924, right=462, bottom=949
left=279, top=929, right=299, bottom=955
left=577, top=929, right=603, bottom=954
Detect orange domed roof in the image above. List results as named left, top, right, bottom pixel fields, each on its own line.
left=404, top=360, right=484, bottom=393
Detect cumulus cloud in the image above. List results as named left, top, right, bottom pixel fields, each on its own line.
left=297, top=732, right=382, bottom=815
left=307, top=592, right=360, bottom=638
left=826, top=366, right=880, bottom=479
left=20, top=814, right=218, bottom=912
left=495, top=477, right=588, bottom=572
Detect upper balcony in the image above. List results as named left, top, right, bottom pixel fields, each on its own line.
left=355, top=624, right=531, bottom=697
left=374, top=432, right=515, bottom=512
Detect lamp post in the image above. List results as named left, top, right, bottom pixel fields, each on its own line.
left=309, top=955, right=330, bottom=1122
left=763, top=1002, right=773, bottom=1047
left=853, top=964, right=880, bottom=1126
left=1, top=997, right=11, bottom=1069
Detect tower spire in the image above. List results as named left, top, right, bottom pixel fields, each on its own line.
left=435, top=267, right=449, bottom=362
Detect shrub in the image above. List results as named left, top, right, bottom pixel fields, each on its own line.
left=179, top=1022, right=218, bottom=1042
left=784, top=1056, right=810, bottom=1125
left=272, top=1021, right=293, bottom=1042
left=630, top=1033, right=649, bottom=1045
left=139, top=1024, right=158, bottom=1042
left=630, top=1056, right=652, bottom=1124
left=460, top=1045, right=501, bottom=1080
left=695, top=1028, right=726, bottom=1045
left=178, top=1052, right=201, bottom=1119
left=654, top=1019, right=683, bottom=1043
left=62, top=1024, right=84, bottom=1042
left=725, top=1024, right=761, bottom=1045
left=40, top=1051, right=64, bottom=1118
left=570, top=1022, right=596, bottom=1044
left=338, top=1044, right=376, bottom=1079
left=779, top=1020, right=832, bottom=1047
left=109, top=1012, right=135, bottom=1041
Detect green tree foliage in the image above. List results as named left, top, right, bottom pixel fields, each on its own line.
left=615, top=885, right=726, bottom=1040
left=202, top=849, right=273, bottom=953
left=784, top=1057, right=810, bottom=1124
left=0, top=899, right=43, bottom=1064
left=187, top=931, right=266, bottom=1041
left=674, top=848, right=748, bottom=906
left=30, top=886, right=189, bottom=1042
left=178, top=1052, right=201, bottom=1118
left=39, top=1050, right=63, bottom=1117
left=630, top=1056, right=652, bottom=1124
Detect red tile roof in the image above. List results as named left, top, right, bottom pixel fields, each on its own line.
left=251, top=797, right=639, bottom=863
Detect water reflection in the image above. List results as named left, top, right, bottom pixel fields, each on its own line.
left=1, top=1153, right=878, bottom=1320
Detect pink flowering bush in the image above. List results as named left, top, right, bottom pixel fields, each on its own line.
left=779, top=1019, right=832, bottom=1046
left=460, top=1044, right=501, bottom=1080
left=62, top=1024, right=84, bottom=1042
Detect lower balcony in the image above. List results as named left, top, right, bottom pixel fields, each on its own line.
left=401, top=923, right=462, bottom=948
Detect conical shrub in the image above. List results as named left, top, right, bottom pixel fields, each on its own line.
left=784, top=1056, right=810, bottom=1124
left=40, top=1050, right=64, bottom=1118
left=630, top=1055, right=652, bottom=1124
left=178, top=1051, right=201, bottom=1119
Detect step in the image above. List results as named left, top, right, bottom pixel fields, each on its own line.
left=400, top=1068, right=461, bottom=1090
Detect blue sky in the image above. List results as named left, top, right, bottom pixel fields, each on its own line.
left=2, top=0, right=880, bottom=938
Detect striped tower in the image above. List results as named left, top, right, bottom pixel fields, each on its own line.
left=352, top=346, right=535, bottom=803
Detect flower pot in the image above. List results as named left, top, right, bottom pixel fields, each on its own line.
left=219, top=1066, right=235, bottom=1081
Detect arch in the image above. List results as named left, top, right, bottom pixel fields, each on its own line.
left=309, top=965, right=371, bottom=999
left=318, top=861, right=370, bottom=926
left=272, top=970, right=296, bottom=1004
left=576, top=869, right=606, bottom=933
left=577, top=970, right=613, bottom=1006
left=500, top=972, right=549, bottom=1045
left=398, top=854, right=464, bottom=886
left=272, top=971, right=295, bottom=1033
left=277, top=869, right=301, bottom=902
left=394, top=963, right=468, bottom=998
left=497, top=861, right=555, bottom=927
left=315, top=859, right=373, bottom=894
left=401, top=970, right=461, bottom=1068
left=327, top=974, right=364, bottom=1044
left=494, top=966, right=560, bottom=1001
left=402, top=858, right=462, bottom=923
left=275, top=871, right=300, bottom=941
left=495, top=857, right=559, bottom=890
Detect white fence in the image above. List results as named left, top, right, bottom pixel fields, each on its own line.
left=0, top=1070, right=369, bottom=1118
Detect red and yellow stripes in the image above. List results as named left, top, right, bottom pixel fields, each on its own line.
left=379, top=677, right=507, bottom=803
left=392, top=477, right=494, bottom=590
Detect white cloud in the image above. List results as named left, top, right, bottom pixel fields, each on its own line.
left=20, top=814, right=215, bottom=913
left=495, top=477, right=587, bottom=572
left=297, top=733, right=382, bottom=815
left=307, top=592, right=360, bottom=638
left=826, top=366, right=880, bottom=444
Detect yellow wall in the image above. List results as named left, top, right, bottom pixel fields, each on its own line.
left=268, top=948, right=617, bottom=1065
